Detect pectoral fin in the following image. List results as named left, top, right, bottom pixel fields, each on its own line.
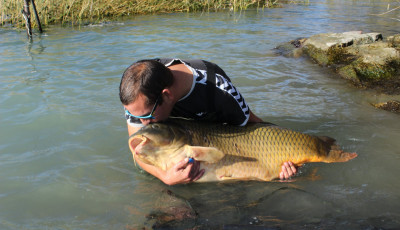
left=184, top=145, right=225, bottom=163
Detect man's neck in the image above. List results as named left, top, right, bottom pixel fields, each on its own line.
left=168, top=64, right=194, bottom=102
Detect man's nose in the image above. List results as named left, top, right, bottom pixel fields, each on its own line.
left=140, top=119, right=151, bottom=125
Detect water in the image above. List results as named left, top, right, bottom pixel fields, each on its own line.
left=1, top=0, right=400, bottom=229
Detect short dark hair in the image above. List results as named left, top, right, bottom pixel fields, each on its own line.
left=119, top=60, right=174, bottom=106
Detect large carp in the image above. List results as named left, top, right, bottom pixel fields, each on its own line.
left=129, top=119, right=357, bottom=182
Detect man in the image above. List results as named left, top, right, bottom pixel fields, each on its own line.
left=119, top=58, right=297, bottom=185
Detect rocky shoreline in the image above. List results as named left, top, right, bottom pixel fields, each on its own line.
left=277, top=31, right=400, bottom=114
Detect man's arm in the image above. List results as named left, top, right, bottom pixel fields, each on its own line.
left=248, top=110, right=263, bottom=123
left=134, top=155, right=204, bottom=185
left=127, top=124, right=204, bottom=185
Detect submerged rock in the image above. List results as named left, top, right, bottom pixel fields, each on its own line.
left=145, top=189, right=197, bottom=228
left=372, top=100, right=400, bottom=114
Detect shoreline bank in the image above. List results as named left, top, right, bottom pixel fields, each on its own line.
left=1, top=0, right=288, bottom=28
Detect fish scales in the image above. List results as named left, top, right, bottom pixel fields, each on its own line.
left=187, top=123, right=322, bottom=180
left=129, top=119, right=357, bottom=182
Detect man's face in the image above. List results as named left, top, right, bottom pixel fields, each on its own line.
left=124, top=93, right=170, bottom=125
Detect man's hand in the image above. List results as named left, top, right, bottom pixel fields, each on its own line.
left=279, top=161, right=297, bottom=180
left=162, top=158, right=205, bottom=185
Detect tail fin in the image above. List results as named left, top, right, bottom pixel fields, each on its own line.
left=317, top=136, right=358, bottom=163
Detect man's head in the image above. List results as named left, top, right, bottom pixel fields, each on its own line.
left=119, top=60, right=174, bottom=124
left=119, top=60, right=173, bottom=106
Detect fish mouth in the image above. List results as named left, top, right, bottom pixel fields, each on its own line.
left=129, top=135, right=147, bottom=155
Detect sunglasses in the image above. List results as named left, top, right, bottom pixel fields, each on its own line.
left=125, top=95, right=160, bottom=120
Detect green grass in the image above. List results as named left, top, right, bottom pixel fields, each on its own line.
left=1, top=0, right=286, bottom=28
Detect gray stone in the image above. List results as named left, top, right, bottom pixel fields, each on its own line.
left=387, top=34, right=400, bottom=47
left=302, top=31, right=383, bottom=51
left=279, top=31, right=400, bottom=95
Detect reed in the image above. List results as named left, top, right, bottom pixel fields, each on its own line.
left=1, top=0, right=281, bottom=28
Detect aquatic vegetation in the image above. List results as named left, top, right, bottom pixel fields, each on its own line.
left=1, top=0, right=284, bottom=27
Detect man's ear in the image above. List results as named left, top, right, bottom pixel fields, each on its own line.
left=161, top=88, right=174, bottom=103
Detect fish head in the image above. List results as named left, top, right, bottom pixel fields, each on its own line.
left=128, top=122, right=190, bottom=168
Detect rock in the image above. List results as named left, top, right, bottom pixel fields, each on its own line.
left=278, top=31, right=400, bottom=95
left=372, top=100, right=400, bottom=114
left=274, top=37, right=307, bottom=58
left=302, top=31, right=383, bottom=51
left=145, top=189, right=197, bottom=228
left=387, top=34, right=400, bottom=47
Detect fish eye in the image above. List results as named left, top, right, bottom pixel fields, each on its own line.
left=150, top=123, right=165, bottom=131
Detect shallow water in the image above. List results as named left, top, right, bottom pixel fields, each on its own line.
left=1, top=0, right=400, bottom=229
